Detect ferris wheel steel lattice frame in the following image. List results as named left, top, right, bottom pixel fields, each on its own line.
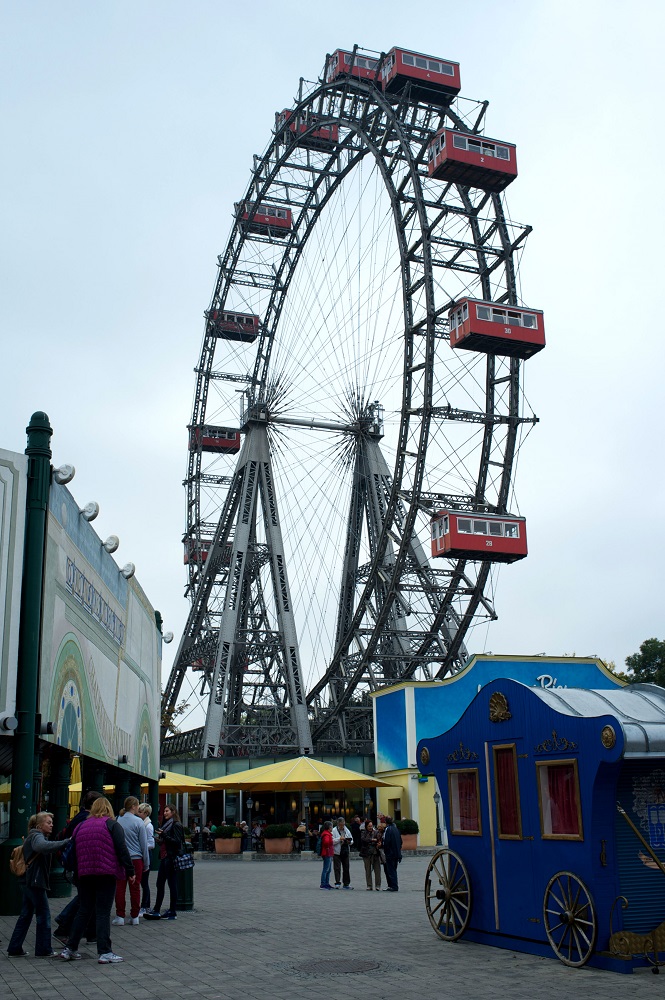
left=162, top=49, right=538, bottom=759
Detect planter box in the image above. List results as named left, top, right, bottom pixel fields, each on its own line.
left=400, top=834, right=418, bottom=850
left=215, top=837, right=242, bottom=854
left=264, top=837, right=294, bottom=855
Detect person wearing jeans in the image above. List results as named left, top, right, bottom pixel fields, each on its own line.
left=143, top=804, right=185, bottom=920
left=8, top=812, right=70, bottom=957
left=319, top=821, right=334, bottom=889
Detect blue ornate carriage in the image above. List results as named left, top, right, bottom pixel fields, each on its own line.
left=417, top=677, right=665, bottom=972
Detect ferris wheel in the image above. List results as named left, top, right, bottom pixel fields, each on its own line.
left=162, top=45, right=543, bottom=759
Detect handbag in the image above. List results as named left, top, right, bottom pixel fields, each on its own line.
left=174, top=852, right=195, bottom=870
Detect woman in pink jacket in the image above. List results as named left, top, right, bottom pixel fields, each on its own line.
left=319, top=820, right=334, bottom=890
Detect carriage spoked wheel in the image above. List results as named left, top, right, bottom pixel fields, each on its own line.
left=543, top=871, right=597, bottom=967
left=425, top=848, right=471, bottom=941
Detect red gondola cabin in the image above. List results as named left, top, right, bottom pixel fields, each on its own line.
left=431, top=510, right=527, bottom=563
left=276, top=110, right=339, bottom=150
left=428, top=129, right=517, bottom=193
left=236, top=202, right=292, bottom=238
left=325, top=49, right=380, bottom=83
left=188, top=425, right=242, bottom=454
left=183, top=539, right=232, bottom=566
left=205, top=309, right=260, bottom=343
left=449, top=298, right=545, bottom=360
left=381, top=48, right=460, bottom=106
left=183, top=538, right=213, bottom=565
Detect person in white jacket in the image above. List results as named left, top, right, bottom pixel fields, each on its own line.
left=331, top=816, right=353, bottom=889
left=137, top=803, right=155, bottom=915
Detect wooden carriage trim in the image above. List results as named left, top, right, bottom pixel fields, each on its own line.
left=448, top=767, right=483, bottom=837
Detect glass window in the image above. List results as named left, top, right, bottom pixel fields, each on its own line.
left=481, top=142, right=495, bottom=156
left=457, top=518, right=472, bottom=533
left=369, top=59, right=377, bottom=69
left=443, top=515, right=449, bottom=533
left=439, top=132, right=446, bottom=146
left=449, top=311, right=457, bottom=328
left=428, top=60, right=440, bottom=72
left=453, top=134, right=467, bottom=149
left=537, top=760, right=582, bottom=839
left=522, top=313, right=537, bottom=329
left=507, top=311, right=522, bottom=326
left=403, top=53, right=415, bottom=66
left=473, top=520, right=488, bottom=535
left=431, top=522, right=437, bottom=540
left=492, top=309, right=506, bottom=323
left=476, top=305, right=491, bottom=321
left=468, top=139, right=481, bottom=152
left=496, top=146, right=510, bottom=160
left=344, top=54, right=350, bottom=65
left=504, top=523, right=519, bottom=538
left=463, top=303, right=468, bottom=319
left=415, top=57, right=427, bottom=68
left=441, top=62, right=455, bottom=76
left=493, top=745, right=522, bottom=838
left=449, top=769, right=481, bottom=835
left=489, top=522, right=503, bottom=536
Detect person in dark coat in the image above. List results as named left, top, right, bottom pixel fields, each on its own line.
left=7, top=812, right=71, bottom=957
left=350, top=815, right=362, bottom=852
left=381, top=815, right=402, bottom=892
left=143, top=804, right=185, bottom=919
left=54, top=789, right=102, bottom=942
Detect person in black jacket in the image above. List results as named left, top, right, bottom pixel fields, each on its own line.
left=143, top=804, right=185, bottom=920
left=381, top=815, right=402, bottom=892
left=7, top=812, right=70, bottom=957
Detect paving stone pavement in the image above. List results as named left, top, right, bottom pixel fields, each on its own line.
left=0, top=856, right=662, bottom=999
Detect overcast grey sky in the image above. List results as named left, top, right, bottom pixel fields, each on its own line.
left=2, top=1, right=664, bottom=727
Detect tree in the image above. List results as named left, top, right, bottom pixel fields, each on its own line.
left=625, top=638, right=665, bottom=687
left=161, top=692, right=190, bottom=735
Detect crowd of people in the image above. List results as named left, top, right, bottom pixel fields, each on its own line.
left=7, top=793, right=187, bottom=964
left=318, top=814, right=402, bottom=891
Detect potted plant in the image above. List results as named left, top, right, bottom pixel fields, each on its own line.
left=395, top=818, right=419, bottom=850
left=213, top=824, right=242, bottom=854
left=262, top=823, right=294, bottom=854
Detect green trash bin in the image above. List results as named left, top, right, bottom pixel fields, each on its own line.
left=175, top=846, right=194, bottom=911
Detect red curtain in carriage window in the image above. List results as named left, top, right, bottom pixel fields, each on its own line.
left=456, top=771, right=480, bottom=832
left=547, top=763, right=580, bottom=836
left=494, top=746, right=520, bottom=837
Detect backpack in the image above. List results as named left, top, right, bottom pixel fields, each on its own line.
left=9, top=844, right=34, bottom=878
left=315, top=835, right=323, bottom=856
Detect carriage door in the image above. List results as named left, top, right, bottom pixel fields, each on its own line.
left=487, top=740, right=537, bottom=935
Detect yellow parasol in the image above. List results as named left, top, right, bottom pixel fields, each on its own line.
left=204, top=756, right=393, bottom=791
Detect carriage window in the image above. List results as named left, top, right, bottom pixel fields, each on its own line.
left=492, top=309, right=506, bottom=323
left=489, top=522, right=503, bottom=536
left=415, top=57, right=427, bottom=68
left=443, top=515, right=449, bottom=533
left=476, top=305, right=491, bottom=321
left=344, top=54, right=350, bottom=65
left=481, top=142, right=496, bottom=156
left=449, top=311, right=456, bottom=328
left=428, top=60, right=440, bottom=72
left=453, top=134, right=467, bottom=149
left=522, top=313, right=537, bottom=329
left=537, top=760, right=582, bottom=840
left=496, top=145, right=510, bottom=160
left=441, top=62, right=455, bottom=76
left=468, top=139, right=481, bottom=152
left=473, top=520, right=488, bottom=534
left=493, top=745, right=522, bottom=839
left=507, top=311, right=522, bottom=325
left=449, top=769, right=481, bottom=835
left=402, top=53, right=415, bottom=66
left=457, top=518, right=472, bottom=533
left=504, top=523, right=519, bottom=538
left=463, top=303, right=469, bottom=320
